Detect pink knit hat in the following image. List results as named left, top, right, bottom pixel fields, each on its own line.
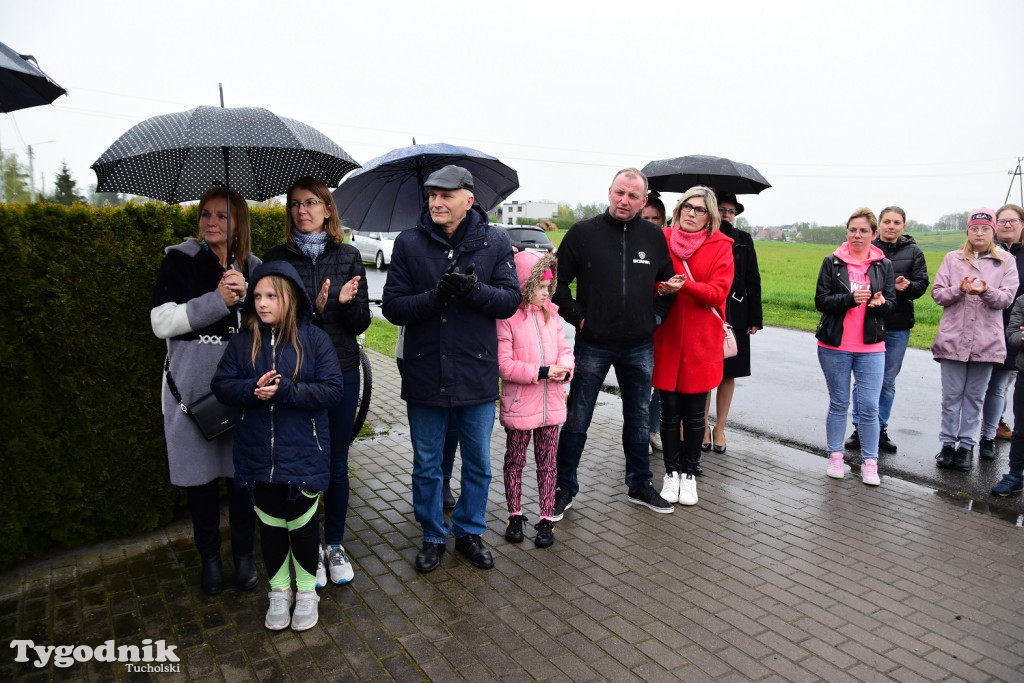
left=967, top=207, right=997, bottom=230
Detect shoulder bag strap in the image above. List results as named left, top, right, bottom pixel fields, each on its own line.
left=164, top=356, right=187, bottom=410
left=682, top=260, right=726, bottom=324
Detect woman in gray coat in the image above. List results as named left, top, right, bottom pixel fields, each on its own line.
left=150, top=188, right=260, bottom=595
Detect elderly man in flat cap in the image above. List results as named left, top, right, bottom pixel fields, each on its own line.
left=383, top=165, right=521, bottom=573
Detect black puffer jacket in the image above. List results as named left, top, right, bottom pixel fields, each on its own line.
left=871, top=234, right=929, bottom=331
left=263, top=240, right=371, bottom=372
left=719, top=222, right=763, bottom=330
left=995, top=240, right=1024, bottom=370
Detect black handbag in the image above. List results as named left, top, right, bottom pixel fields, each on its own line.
left=164, top=357, right=241, bottom=441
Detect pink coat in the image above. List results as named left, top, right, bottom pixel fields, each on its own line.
left=497, top=251, right=575, bottom=431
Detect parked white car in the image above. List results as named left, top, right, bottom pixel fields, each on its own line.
left=350, top=230, right=397, bottom=269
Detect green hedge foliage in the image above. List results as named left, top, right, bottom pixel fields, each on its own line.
left=0, top=202, right=287, bottom=569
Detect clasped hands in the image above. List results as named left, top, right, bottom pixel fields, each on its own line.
left=960, top=275, right=988, bottom=295
left=432, top=263, right=478, bottom=306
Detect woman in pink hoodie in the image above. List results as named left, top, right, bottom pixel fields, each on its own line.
left=497, top=250, right=574, bottom=548
left=814, top=208, right=896, bottom=485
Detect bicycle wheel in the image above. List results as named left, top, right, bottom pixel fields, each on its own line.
left=351, top=348, right=372, bottom=443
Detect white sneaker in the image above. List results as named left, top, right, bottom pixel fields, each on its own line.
left=326, top=544, right=355, bottom=584
left=291, top=590, right=320, bottom=631
left=314, top=545, right=327, bottom=589
left=677, top=474, right=698, bottom=506
left=661, top=472, right=680, bottom=503
left=649, top=431, right=663, bottom=451
left=862, top=459, right=881, bottom=486
left=265, top=589, right=293, bottom=630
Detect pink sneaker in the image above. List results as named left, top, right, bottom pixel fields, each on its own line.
left=862, top=459, right=880, bottom=486
left=827, top=452, right=845, bottom=479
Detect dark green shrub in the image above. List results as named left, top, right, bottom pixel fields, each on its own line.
left=0, top=202, right=287, bottom=569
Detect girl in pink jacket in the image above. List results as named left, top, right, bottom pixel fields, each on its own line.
left=497, top=251, right=574, bottom=548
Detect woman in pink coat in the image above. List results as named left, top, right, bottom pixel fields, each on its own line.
left=653, top=186, right=734, bottom=508
left=497, top=251, right=574, bottom=548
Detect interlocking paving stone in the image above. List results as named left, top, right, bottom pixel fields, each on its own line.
left=5, top=348, right=1024, bottom=680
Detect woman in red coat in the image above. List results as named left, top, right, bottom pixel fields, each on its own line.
left=653, top=186, right=734, bottom=507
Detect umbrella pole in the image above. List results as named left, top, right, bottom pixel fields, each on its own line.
left=222, top=145, right=233, bottom=272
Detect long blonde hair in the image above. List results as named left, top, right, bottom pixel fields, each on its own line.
left=246, top=274, right=304, bottom=379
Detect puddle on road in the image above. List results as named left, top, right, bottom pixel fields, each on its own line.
left=935, top=490, right=1024, bottom=527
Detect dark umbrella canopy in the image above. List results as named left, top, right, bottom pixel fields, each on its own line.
left=642, top=155, right=771, bottom=195
left=90, top=106, right=360, bottom=203
left=0, top=41, right=67, bottom=113
left=333, top=142, right=519, bottom=231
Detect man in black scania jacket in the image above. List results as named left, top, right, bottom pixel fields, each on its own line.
left=551, top=168, right=678, bottom=518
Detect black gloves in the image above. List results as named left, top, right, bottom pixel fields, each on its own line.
left=430, top=263, right=459, bottom=308
left=445, top=263, right=477, bottom=297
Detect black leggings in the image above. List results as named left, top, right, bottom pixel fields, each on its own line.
left=253, top=484, right=321, bottom=592
left=659, top=390, right=708, bottom=475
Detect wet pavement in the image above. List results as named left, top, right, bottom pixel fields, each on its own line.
left=3, top=346, right=1024, bottom=681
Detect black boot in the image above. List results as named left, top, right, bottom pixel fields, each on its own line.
left=442, top=479, right=456, bottom=510
left=233, top=554, right=258, bottom=591
left=953, top=446, right=973, bottom=472
left=200, top=553, right=224, bottom=596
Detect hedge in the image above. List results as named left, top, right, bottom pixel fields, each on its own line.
left=0, top=202, right=287, bottom=569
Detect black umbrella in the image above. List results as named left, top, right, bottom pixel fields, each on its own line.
left=332, top=142, right=518, bottom=231
left=0, top=41, right=67, bottom=113
left=642, top=155, right=771, bottom=195
left=90, top=105, right=360, bottom=203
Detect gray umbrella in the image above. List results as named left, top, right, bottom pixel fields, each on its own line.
left=642, top=155, right=771, bottom=195
left=90, top=105, right=360, bottom=203
left=0, top=41, right=66, bottom=113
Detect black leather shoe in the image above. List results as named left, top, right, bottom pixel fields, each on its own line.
left=442, top=479, right=456, bottom=510
left=454, top=534, right=494, bottom=570
left=234, top=554, right=258, bottom=591
left=935, top=444, right=955, bottom=469
left=701, top=426, right=712, bottom=452
left=953, top=446, right=973, bottom=472
left=415, top=542, right=445, bottom=573
left=845, top=429, right=861, bottom=450
left=200, top=554, right=224, bottom=595
left=712, top=426, right=727, bottom=454
left=979, top=438, right=997, bottom=460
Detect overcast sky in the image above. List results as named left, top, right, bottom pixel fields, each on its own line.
left=3, top=0, right=1022, bottom=227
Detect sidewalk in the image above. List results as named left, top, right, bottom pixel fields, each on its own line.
left=3, top=348, right=1024, bottom=681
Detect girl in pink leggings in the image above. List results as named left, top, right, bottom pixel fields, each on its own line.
left=497, top=251, right=574, bottom=548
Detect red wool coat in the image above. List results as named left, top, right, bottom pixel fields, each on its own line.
left=653, top=227, right=735, bottom=394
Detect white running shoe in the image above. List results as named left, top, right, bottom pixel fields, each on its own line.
left=291, top=590, right=320, bottom=631
left=326, top=544, right=355, bottom=584
left=265, top=589, right=293, bottom=631
left=314, top=545, right=327, bottom=589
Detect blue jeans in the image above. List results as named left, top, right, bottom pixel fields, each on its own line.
left=851, top=329, right=910, bottom=429
left=981, top=369, right=1015, bottom=440
left=407, top=401, right=494, bottom=544
left=324, top=369, right=360, bottom=546
left=648, top=389, right=660, bottom=432
left=556, top=337, right=654, bottom=495
left=818, top=347, right=884, bottom=459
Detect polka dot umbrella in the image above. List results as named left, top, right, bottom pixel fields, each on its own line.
left=0, top=41, right=66, bottom=113
left=90, top=105, right=360, bottom=203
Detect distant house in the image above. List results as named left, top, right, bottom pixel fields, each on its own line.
left=499, top=201, right=557, bottom=225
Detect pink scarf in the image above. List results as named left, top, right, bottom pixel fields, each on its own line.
left=670, top=227, right=708, bottom=262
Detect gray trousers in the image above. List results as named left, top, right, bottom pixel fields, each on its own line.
left=939, top=359, right=994, bottom=448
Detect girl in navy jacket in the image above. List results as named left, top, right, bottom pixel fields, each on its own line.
left=212, top=261, right=343, bottom=632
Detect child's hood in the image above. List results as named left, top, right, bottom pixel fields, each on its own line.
left=514, top=250, right=557, bottom=307
left=242, top=261, right=314, bottom=323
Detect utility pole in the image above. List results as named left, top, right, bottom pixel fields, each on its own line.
left=1006, top=157, right=1023, bottom=206
left=26, top=140, right=55, bottom=202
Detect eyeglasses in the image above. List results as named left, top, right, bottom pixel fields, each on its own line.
left=720, top=208, right=738, bottom=217
left=288, top=199, right=324, bottom=211
left=968, top=226, right=994, bottom=234
left=997, top=218, right=1022, bottom=227
left=679, top=202, right=709, bottom=217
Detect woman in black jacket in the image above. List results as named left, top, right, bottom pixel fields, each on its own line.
left=703, top=194, right=763, bottom=454
left=263, top=177, right=371, bottom=587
